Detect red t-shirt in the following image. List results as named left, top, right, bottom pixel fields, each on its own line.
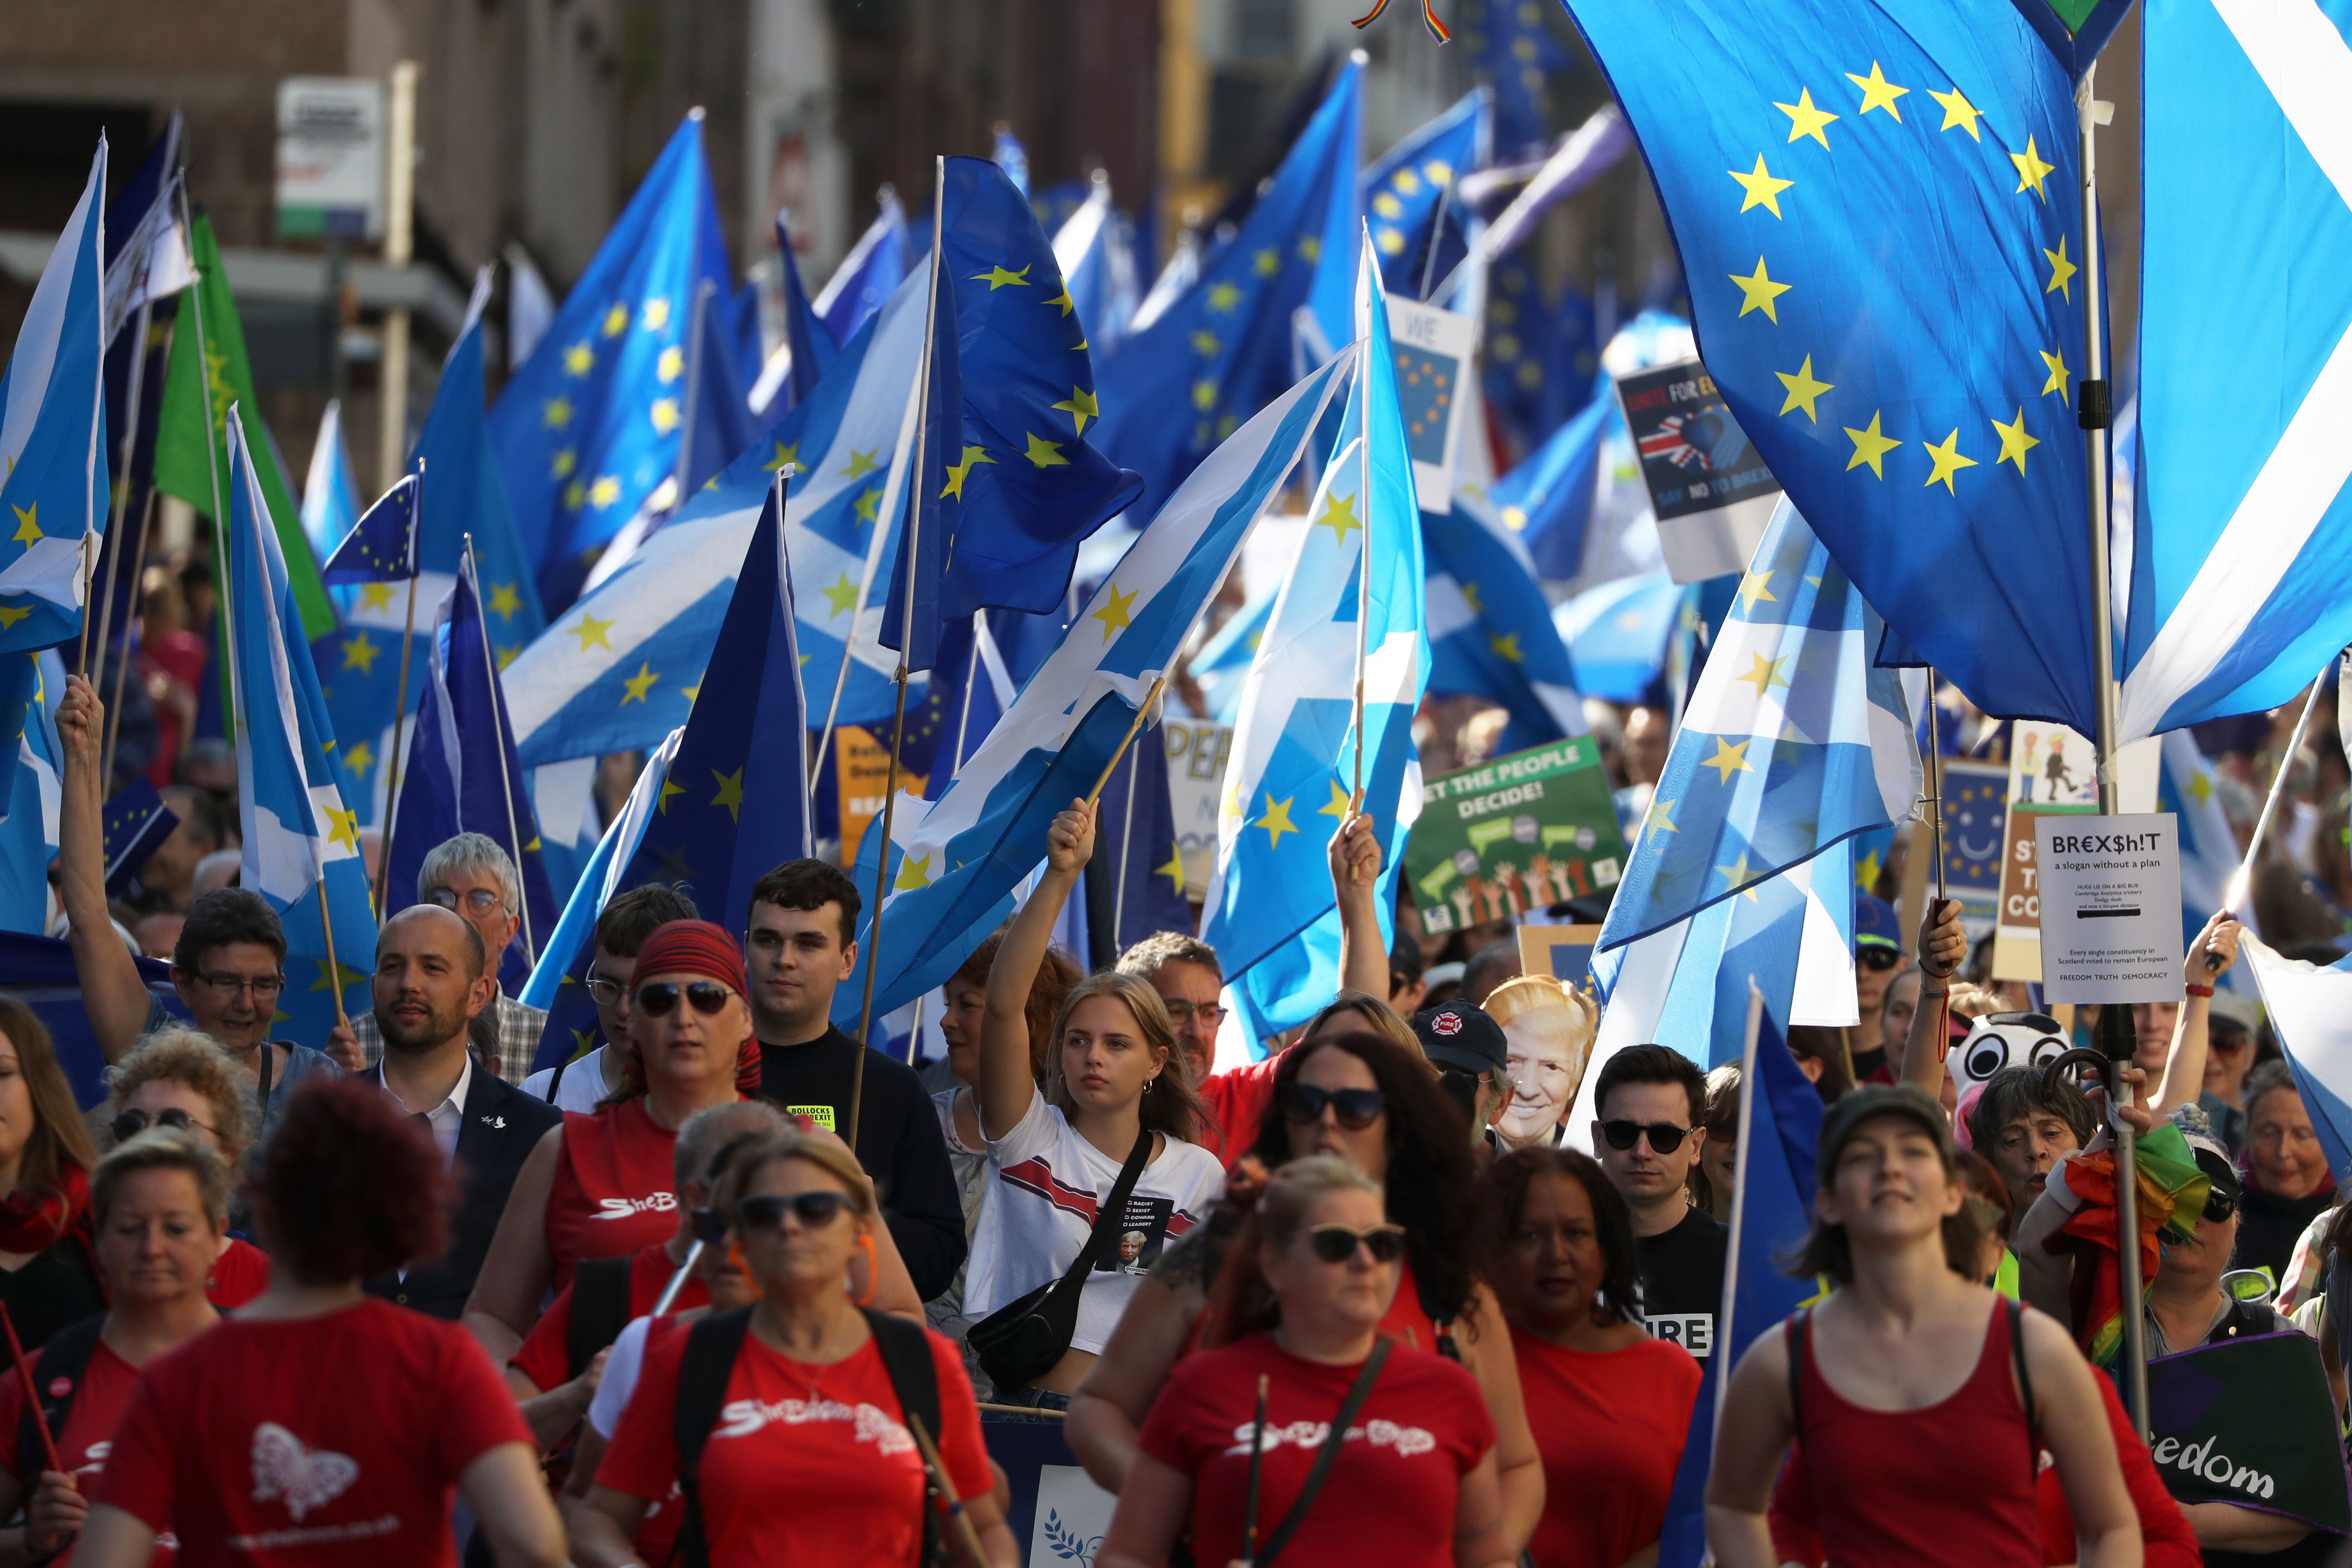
left=1197, top=1054, right=1283, bottom=1164
left=508, top=1244, right=709, bottom=1394
left=544, top=1100, right=679, bottom=1294
left=93, top=1298, right=531, bottom=1568
left=1139, top=1331, right=1495, bottom=1568
left=1513, top=1329, right=1701, bottom=1568
left=0, top=1338, right=178, bottom=1567
left=597, top=1318, right=992, bottom=1568
left=208, top=1239, right=270, bottom=1309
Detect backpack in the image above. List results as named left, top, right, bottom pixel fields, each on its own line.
left=567, top=1254, right=637, bottom=1383
left=15, top=1315, right=106, bottom=1481
left=671, top=1307, right=945, bottom=1568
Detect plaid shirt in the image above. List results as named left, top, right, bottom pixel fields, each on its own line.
left=355, top=987, right=548, bottom=1085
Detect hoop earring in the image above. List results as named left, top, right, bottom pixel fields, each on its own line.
left=728, top=1241, right=765, bottom=1300
left=854, top=1232, right=878, bottom=1307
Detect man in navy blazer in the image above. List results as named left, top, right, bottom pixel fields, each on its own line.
left=360, top=904, right=561, bottom=1318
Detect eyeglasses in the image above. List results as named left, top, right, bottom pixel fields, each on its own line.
left=1306, top=1224, right=1407, bottom=1264
left=585, top=974, right=625, bottom=1005
left=1161, top=999, right=1225, bottom=1027
left=1598, top=1119, right=1692, bottom=1154
left=636, top=981, right=733, bottom=1018
left=1857, top=946, right=1904, bottom=972
left=425, top=887, right=506, bottom=915
left=736, top=1192, right=852, bottom=1232
left=1280, top=1083, right=1387, bottom=1129
left=111, top=1107, right=213, bottom=1142
left=194, top=971, right=284, bottom=1002
left=2204, top=1187, right=2240, bottom=1224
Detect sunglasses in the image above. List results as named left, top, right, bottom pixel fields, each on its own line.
left=690, top=1206, right=731, bottom=1245
left=1598, top=1119, right=1692, bottom=1154
left=1280, top=1083, right=1387, bottom=1129
left=636, top=981, right=734, bottom=1018
left=1306, top=1224, right=1408, bottom=1264
left=736, top=1191, right=852, bottom=1232
left=111, top=1107, right=211, bottom=1142
left=2204, top=1188, right=2240, bottom=1224
left=1857, top=946, right=1904, bottom=972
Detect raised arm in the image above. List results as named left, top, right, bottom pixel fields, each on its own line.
left=1330, top=809, right=1390, bottom=1000
left=977, top=799, right=1093, bottom=1142
left=2148, top=911, right=2241, bottom=1120
left=56, top=676, right=150, bottom=1062
left=1899, top=898, right=1967, bottom=1102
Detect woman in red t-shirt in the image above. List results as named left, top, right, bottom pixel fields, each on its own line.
left=74, top=1078, right=564, bottom=1568
left=1481, top=1146, right=1701, bottom=1568
left=102, top=1027, right=272, bottom=1307
left=574, top=1128, right=1013, bottom=1567
left=1101, top=1155, right=1513, bottom=1568
left=0, top=1132, right=234, bottom=1566
left=463, top=921, right=751, bottom=1369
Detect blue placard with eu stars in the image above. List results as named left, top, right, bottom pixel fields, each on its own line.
left=1555, top=0, right=2104, bottom=735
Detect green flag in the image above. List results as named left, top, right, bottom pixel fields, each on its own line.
left=154, top=213, right=336, bottom=642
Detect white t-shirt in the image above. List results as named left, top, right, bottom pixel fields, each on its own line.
left=521, top=1044, right=618, bottom=1113
left=587, top=1314, right=656, bottom=1439
left=963, top=1094, right=1224, bottom=1358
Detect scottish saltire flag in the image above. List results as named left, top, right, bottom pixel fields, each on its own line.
left=1192, top=590, right=1274, bottom=722
left=503, top=269, right=924, bottom=768
left=299, top=403, right=361, bottom=568
left=2158, top=727, right=2256, bottom=995
left=1095, top=58, right=1361, bottom=513
left=385, top=558, right=559, bottom=987
left=321, top=474, right=418, bottom=584
left=833, top=348, right=1356, bottom=1025
left=1206, top=247, right=1428, bottom=1040
left=1597, top=501, right=1921, bottom=953
left=1052, top=174, right=1141, bottom=356
left=880, top=157, right=1145, bottom=671
left=2116, top=0, right=2352, bottom=742
left=489, top=112, right=733, bottom=598
left=100, top=116, right=193, bottom=349
left=814, top=190, right=910, bottom=351
left=1362, top=91, right=1488, bottom=294
left=221, top=413, right=376, bottom=1042
left=101, top=777, right=178, bottom=901
left=1556, top=570, right=1687, bottom=702
left=0, top=140, right=108, bottom=654
left=2243, top=936, right=2352, bottom=1185
left=0, top=653, right=63, bottom=933
left=1456, top=0, right=1575, bottom=155
left=1561, top=0, right=2103, bottom=732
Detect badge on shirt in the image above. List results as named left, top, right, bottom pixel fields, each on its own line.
left=786, top=1105, right=837, bottom=1133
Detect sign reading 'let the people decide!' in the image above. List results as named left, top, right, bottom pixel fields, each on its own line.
left=1405, top=739, right=1627, bottom=937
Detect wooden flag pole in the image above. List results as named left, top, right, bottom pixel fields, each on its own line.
left=1922, top=668, right=1952, bottom=1062
left=315, top=873, right=350, bottom=1033
left=2221, top=670, right=2328, bottom=919
left=463, top=532, right=537, bottom=967
left=1084, top=673, right=1171, bottom=809
left=373, top=460, right=424, bottom=921
left=905, top=1410, right=991, bottom=1568
left=82, top=283, right=163, bottom=692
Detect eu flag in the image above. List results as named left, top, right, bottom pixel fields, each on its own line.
left=320, top=474, right=418, bottom=583
left=101, top=778, right=178, bottom=901
left=1558, top=0, right=2102, bottom=732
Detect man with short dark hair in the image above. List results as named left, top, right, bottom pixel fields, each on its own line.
left=742, top=858, right=964, bottom=1299
left=521, top=883, right=700, bottom=1110
left=1591, top=1043, right=1724, bottom=1361
left=1966, top=1065, right=2097, bottom=1230
left=1387, top=933, right=1428, bottom=1017
left=359, top=905, right=561, bottom=1318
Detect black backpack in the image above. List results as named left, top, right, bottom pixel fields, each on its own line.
left=567, top=1254, right=638, bottom=1383
left=671, top=1307, right=945, bottom=1568
left=15, top=1314, right=105, bottom=1481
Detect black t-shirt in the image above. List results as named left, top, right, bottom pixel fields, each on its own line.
left=2231, top=1181, right=2333, bottom=1285
left=0, top=1239, right=104, bottom=1350
left=1635, top=1205, right=1727, bottom=1361
left=755, top=1026, right=968, bottom=1301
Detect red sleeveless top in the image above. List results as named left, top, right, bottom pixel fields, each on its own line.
left=544, top=1099, right=678, bottom=1293
left=1791, top=1299, right=2043, bottom=1567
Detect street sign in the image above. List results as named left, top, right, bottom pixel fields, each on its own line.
left=276, top=77, right=386, bottom=241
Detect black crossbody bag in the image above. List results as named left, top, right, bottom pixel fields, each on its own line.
left=967, top=1128, right=1151, bottom=1391
left=1250, top=1339, right=1393, bottom=1568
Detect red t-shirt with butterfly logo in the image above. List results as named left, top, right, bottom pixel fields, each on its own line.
left=93, top=1298, right=530, bottom=1567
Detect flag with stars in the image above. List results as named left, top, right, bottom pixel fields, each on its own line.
left=1087, top=721, right=1193, bottom=960
left=1051, top=173, right=1142, bottom=357
left=1192, top=590, right=1275, bottom=723
left=1361, top=90, right=1488, bottom=297
left=879, top=156, right=1146, bottom=674
left=321, top=474, right=418, bottom=583
left=1483, top=256, right=1600, bottom=465
left=1094, top=57, right=1362, bottom=515
left=0, top=139, right=108, bottom=657
left=100, top=777, right=178, bottom=902
left=813, top=189, right=911, bottom=353
left=834, top=347, right=1358, bottom=1027
left=1456, top=0, right=1577, bottom=155
left=1935, top=756, right=2009, bottom=903
left=2158, top=726, right=2256, bottom=995
left=221, top=409, right=377, bottom=1044
left=1558, top=0, right=2103, bottom=733
left=1205, top=239, right=1429, bottom=1040
left=1596, top=499, right=1921, bottom=954
left=0, top=652, right=64, bottom=934
left=488, top=111, right=735, bottom=606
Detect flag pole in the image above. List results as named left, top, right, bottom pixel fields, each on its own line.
left=100, top=488, right=159, bottom=789
left=1922, top=667, right=1953, bottom=1063
left=1114, top=741, right=1139, bottom=953
left=2220, top=669, right=2329, bottom=919
left=83, top=276, right=164, bottom=694
left=1085, top=672, right=1171, bottom=808
left=375, top=460, right=424, bottom=921
left=315, top=873, right=351, bottom=1034
left=1714, top=980, right=1768, bottom=1448
left=2072, top=59, right=2146, bottom=1434
left=671, top=279, right=714, bottom=504
left=462, top=532, right=537, bottom=968
left=850, top=156, right=944, bottom=1150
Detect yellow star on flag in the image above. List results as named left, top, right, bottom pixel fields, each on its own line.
left=1461, top=581, right=1484, bottom=615
left=853, top=487, right=881, bottom=526
left=1730, top=257, right=1791, bottom=322
left=1191, top=330, right=1220, bottom=357
left=1718, top=851, right=1762, bottom=901
left=657, top=345, right=684, bottom=382
left=658, top=777, right=686, bottom=813
left=312, top=956, right=367, bottom=994
left=893, top=852, right=933, bottom=891
left=551, top=448, right=577, bottom=479
left=1024, top=432, right=1070, bottom=468
left=1052, top=387, right=1100, bottom=436
left=1775, top=87, right=1839, bottom=149
left=1702, top=737, right=1755, bottom=784
left=2043, top=235, right=2077, bottom=302
left=488, top=582, right=521, bottom=621
left=1315, top=491, right=1360, bottom=546
left=941, top=445, right=995, bottom=500
left=563, top=341, right=594, bottom=375
left=822, top=572, right=859, bottom=617
left=1843, top=411, right=1902, bottom=478
left=1929, top=86, right=1984, bottom=140
left=2187, top=770, right=2214, bottom=807
left=1297, top=236, right=1321, bottom=264
left=1254, top=794, right=1299, bottom=850
left=590, top=476, right=621, bottom=508
left=571, top=613, right=615, bottom=651
left=619, top=662, right=659, bottom=705
left=542, top=397, right=573, bottom=430
left=762, top=440, right=799, bottom=473
left=0, top=607, right=27, bottom=631
left=325, top=805, right=360, bottom=853
left=602, top=302, right=630, bottom=336
left=1921, top=429, right=1979, bottom=494
left=641, top=297, right=671, bottom=331
left=1159, top=846, right=1186, bottom=896
left=1645, top=797, right=1680, bottom=844
left=973, top=264, right=1031, bottom=290
left=649, top=400, right=680, bottom=434
left=1990, top=408, right=2040, bottom=474
left=2040, top=348, right=2072, bottom=399
left=1091, top=582, right=1137, bottom=642
left=1489, top=631, right=1525, bottom=663
left=1728, top=155, right=1795, bottom=218
left=6, top=505, right=37, bottom=547
left=1207, top=281, right=1242, bottom=313
left=1737, top=569, right=1777, bottom=611
left=841, top=449, right=881, bottom=479
left=1045, top=284, right=1074, bottom=316
left=359, top=582, right=393, bottom=611
left=2010, top=136, right=2055, bottom=201
left=339, top=633, right=380, bottom=675
left=711, top=767, right=745, bottom=824
left=344, top=739, right=375, bottom=776
left=1254, top=248, right=1280, bottom=276
left=1845, top=61, right=1908, bottom=119
left=1319, top=779, right=1354, bottom=819
left=1736, top=652, right=1791, bottom=698
left=1192, top=380, right=1218, bottom=411
left=1775, top=355, right=1834, bottom=421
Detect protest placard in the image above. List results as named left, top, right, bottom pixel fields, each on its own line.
left=1991, top=722, right=2159, bottom=982
left=1614, top=357, right=1780, bottom=584
left=2035, top=812, right=2182, bottom=1003
left=1404, top=738, right=1627, bottom=938
left=2147, top=1331, right=2352, bottom=1534
left=1162, top=718, right=1231, bottom=899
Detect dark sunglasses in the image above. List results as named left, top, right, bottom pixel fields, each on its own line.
left=1857, top=946, right=1904, bottom=972
left=2204, top=1187, right=2240, bottom=1224
left=1280, top=1083, right=1387, bottom=1129
left=1598, top=1118, right=1692, bottom=1154
left=1307, top=1224, right=1407, bottom=1264
left=736, top=1191, right=852, bottom=1231
left=636, top=980, right=734, bottom=1018
left=111, top=1107, right=210, bottom=1142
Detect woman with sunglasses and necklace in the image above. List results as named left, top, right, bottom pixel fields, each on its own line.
left=465, top=922, right=753, bottom=1367
left=576, top=1128, right=1014, bottom=1567
left=1100, top=1155, right=1514, bottom=1568
left=102, top=1028, right=270, bottom=1307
